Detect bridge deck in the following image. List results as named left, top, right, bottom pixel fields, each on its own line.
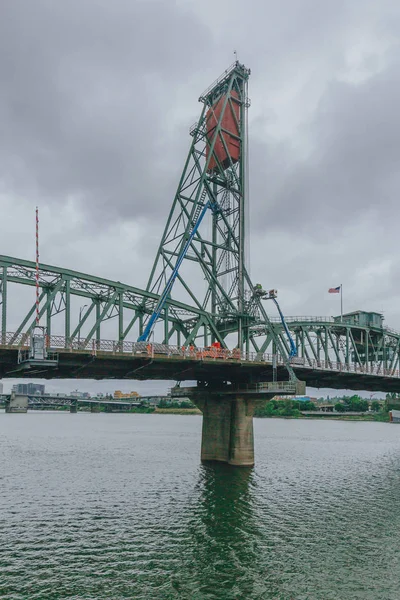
left=1, top=337, right=400, bottom=392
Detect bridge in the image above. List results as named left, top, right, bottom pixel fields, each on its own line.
left=0, top=393, right=169, bottom=413
left=1, top=61, right=399, bottom=466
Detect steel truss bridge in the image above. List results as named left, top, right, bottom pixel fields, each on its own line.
left=0, top=393, right=169, bottom=411
left=1, top=62, right=400, bottom=396
left=1, top=255, right=400, bottom=392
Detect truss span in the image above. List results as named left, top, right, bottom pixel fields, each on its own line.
left=1, top=256, right=400, bottom=391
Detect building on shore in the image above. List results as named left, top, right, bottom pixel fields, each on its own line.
left=114, top=390, right=140, bottom=399
left=12, top=383, right=45, bottom=395
left=274, top=395, right=317, bottom=403
left=69, top=391, right=91, bottom=399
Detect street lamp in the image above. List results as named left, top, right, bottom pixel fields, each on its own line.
left=78, top=304, right=88, bottom=346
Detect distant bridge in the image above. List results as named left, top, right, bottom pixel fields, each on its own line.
left=0, top=393, right=170, bottom=412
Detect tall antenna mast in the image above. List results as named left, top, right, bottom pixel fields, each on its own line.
left=35, top=207, right=40, bottom=325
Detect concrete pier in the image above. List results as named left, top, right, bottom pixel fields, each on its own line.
left=229, top=398, right=257, bottom=466
left=194, top=396, right=258, bottom=466
left=5, top=392, right=28, bottom=413
left=70, top=402, right=77, bottom=414
left=174, top=380, right=304, bottom=467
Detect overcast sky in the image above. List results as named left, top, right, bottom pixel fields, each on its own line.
left=1, top=0, right=399, bottom=395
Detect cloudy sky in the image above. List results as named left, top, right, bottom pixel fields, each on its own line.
left=1, top=0, right=399, bottom=395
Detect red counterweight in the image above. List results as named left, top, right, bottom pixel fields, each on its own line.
left=206, top=91, right=240, bottom=171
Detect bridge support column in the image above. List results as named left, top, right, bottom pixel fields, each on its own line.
left=229, top=397, right=256, bottom=467
left=70, top=402, right=77, bottom=414
left=5, top=392, right=28, bottom=413
left=193, top=396, right=257, bottom=467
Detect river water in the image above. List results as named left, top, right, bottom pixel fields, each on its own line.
left=1, top=413, right=400, bottom=600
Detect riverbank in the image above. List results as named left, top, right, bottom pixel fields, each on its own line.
left=155, top=407, right=201, bottom=415
left=255, top=412, right=391, bottom=422
left=303, top=412, right=390, bottom=421
left=1, top=406, right=390, bottom=421
left=141, top=407, right=390, bottom=421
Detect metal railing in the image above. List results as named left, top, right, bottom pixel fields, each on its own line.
left=266, top=316, right=335, bottom=324
left=199, top=61, right=239, bottom=101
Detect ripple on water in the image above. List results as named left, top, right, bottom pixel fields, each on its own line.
left=1, top=414, right=400, bottom=599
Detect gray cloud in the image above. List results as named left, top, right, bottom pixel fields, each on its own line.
left=0, top=0, right=211, bottom=224
left=253, top=53, right=400, bottom=234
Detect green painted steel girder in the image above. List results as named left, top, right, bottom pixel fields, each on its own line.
left=251, top=316, right=400, bottom=379
left=0, top=254, right=217, bottom=346
left=1, top=252, right=400, bottom=387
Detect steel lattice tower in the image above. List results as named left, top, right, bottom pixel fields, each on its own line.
left=143, top=61, right=296, bottom=377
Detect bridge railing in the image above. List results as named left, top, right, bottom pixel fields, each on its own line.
left=267, top=316, right=335, bottom=324
left=2, top=332, right=400, bottom=380
left=289, top=356, right=400, bottom=378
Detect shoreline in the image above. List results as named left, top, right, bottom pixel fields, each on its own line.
left=0, top=407, right=390, bottom=421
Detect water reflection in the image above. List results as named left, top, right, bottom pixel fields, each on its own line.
left=183, top=464, right=265, bottom=599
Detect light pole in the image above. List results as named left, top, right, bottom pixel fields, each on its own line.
left=78, top=304, right=88, bottom=346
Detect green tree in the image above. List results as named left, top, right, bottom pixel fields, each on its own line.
left=371, top=400, right=381, bottom=412
left=302, top=401, right=316, bottom=411
left=335, top=402, right=345, bottom=412
left=346, top=395, right=368, bottom=412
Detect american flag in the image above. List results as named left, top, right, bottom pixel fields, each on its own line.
left=328, top=286, right=341, bottom=293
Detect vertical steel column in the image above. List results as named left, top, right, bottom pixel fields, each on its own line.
left=96, top=301, right=101, bottom=345
left=237, top=81, right=247, bottom=351
left=163, top=306, right=169, bottom=344
left=1, top=266, right=7, bottom=344
left=65, top=279, right=71, bottom=343
left=211, top=182, right=218, bottom=344
left=365, top=330, right=369, bottom=372
left=46, top=289, right=51, bottom=337
left=118, top=292, right=124, bottom=342
left=346, top=328, right=350, bottom=365
left=139, top=313, right=143, bottom=339
left=324, top=327, right=329, bottom=363
left=383, top=335, right=387, bottom=370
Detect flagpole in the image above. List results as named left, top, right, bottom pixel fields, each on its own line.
left=341, top=284, right=343, bottom=322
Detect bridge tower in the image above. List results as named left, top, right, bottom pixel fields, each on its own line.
left=145, top=62, right=300, bottom=466
left=145, top=61, right=290, bottom=361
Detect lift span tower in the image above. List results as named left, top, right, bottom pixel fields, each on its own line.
left=141, top=61, right=295, bottom=374
left=139, top=61, right=301, bottom=465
